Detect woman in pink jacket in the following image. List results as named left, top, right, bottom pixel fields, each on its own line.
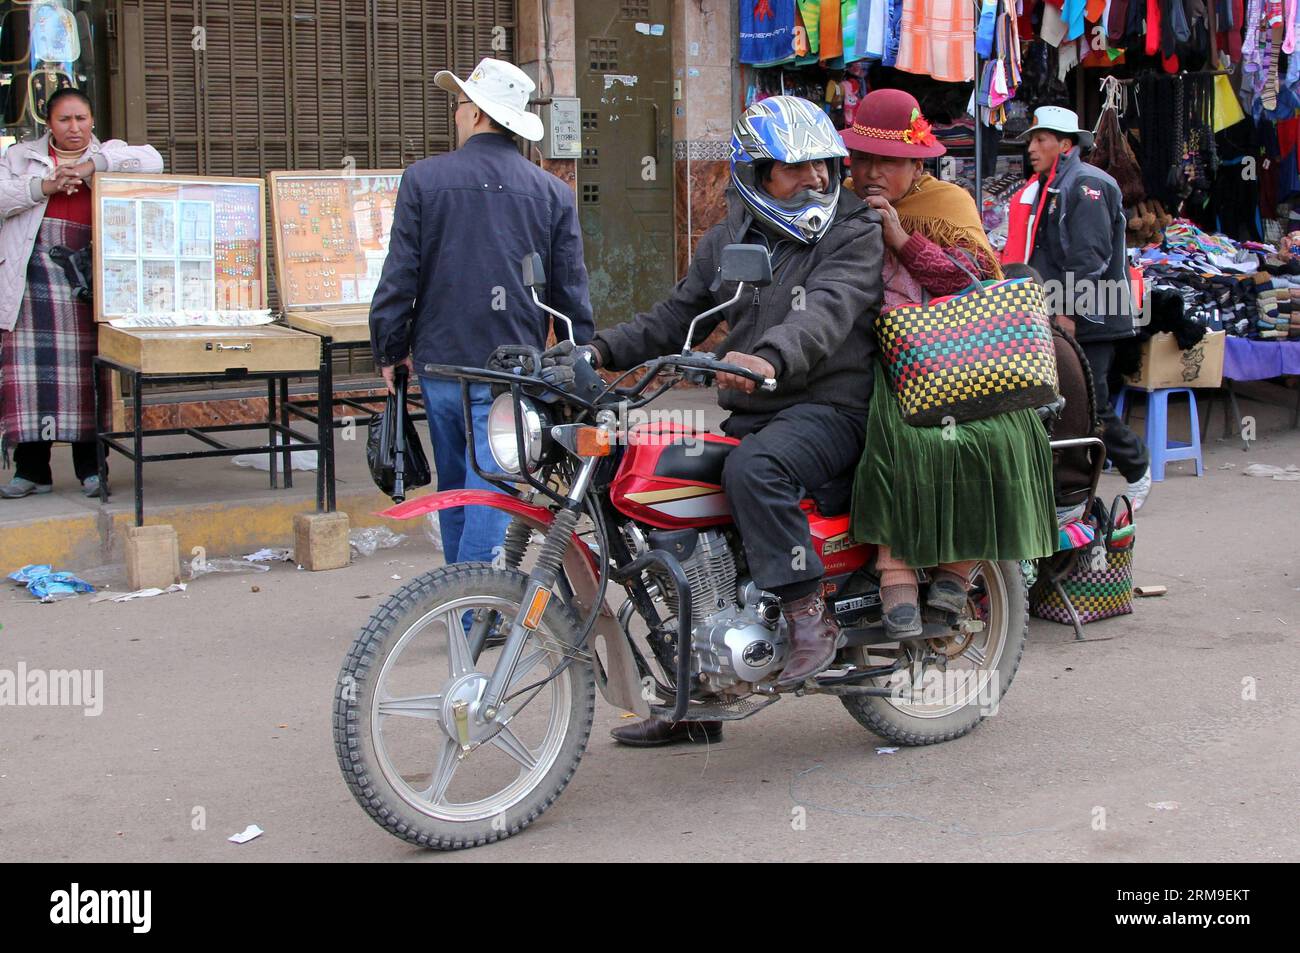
left=0, top=88, right=162, bottom=499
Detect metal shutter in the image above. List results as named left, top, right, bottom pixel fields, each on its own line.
left=109, top=0, right=516, bottom=381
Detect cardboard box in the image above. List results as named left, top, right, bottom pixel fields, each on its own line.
left=1125, top=331, right=1225, bottom=390
left=123, top=524, right=181, bottom=590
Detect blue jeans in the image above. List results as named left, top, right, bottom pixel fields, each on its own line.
left=419, top=378, right=511, bottom=565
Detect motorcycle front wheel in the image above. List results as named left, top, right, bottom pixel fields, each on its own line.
left=838, top=559, right=1027, bottom=746
left=334, top=564, right=595, bottom=850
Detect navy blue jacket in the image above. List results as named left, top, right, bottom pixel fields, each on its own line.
left=368, top=132, right=593, bottom=371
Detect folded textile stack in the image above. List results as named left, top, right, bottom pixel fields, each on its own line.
left=1252, top=263, right=1300, bottom=339
left=932, top=117, right=975, bottom=149
left=1140, top=264, right=1259, bottom=336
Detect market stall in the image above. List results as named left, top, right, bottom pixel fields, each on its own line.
left=266, top=169, right=416, bottom=510
left=90, top=173, right=327, bottom=525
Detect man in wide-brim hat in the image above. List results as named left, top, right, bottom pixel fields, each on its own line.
left=368, top=58, right=595, bottom=567
left=1004, top=104, right=1152, bottom=511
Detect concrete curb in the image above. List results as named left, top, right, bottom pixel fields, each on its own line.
left=1, top=487, right=432, bottom=571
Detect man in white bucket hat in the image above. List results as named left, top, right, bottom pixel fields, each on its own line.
left=1003, top=104, right=1151, bottom=510
left=433, top=58, right=545, bottom=143
left=369, top=57, right=593, bottom=567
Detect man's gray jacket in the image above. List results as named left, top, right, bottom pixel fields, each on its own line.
left=1029, top=148, right=1136, bottom=343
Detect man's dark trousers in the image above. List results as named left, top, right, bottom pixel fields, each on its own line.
left=1081, top=341, right=1149, bottom=482
left=720, top=403, right=866, bottom=596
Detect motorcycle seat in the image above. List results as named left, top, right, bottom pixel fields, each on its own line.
left=644, top=428, right=854, bottom=517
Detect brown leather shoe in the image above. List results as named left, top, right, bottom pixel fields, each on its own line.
left=775, top=591, right=839, bottom=688
left=610, top=717, right=723, bottom=747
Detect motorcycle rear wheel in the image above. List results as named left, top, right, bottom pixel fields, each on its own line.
left=334, top=564, right=595, bottom=849
left=838, top=559, right=1027, bottom=746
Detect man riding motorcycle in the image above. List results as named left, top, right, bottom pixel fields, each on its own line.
left=552, top=95, right=885, bottom=745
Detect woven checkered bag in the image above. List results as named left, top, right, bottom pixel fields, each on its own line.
left=1030, top=494, right=1136, bottom=626
left=1030, top=547, right=1134, bottom=624
left=876, top=277, right=1059, bottom=426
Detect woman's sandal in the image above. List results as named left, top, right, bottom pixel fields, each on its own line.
left=882, top=602, right=923, bottom=640
left=925, top=577, right=969, bottom=615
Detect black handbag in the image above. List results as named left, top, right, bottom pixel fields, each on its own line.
left=366, top=366, right=431, bottom=502
left=50, top=243, right=93, bottom=302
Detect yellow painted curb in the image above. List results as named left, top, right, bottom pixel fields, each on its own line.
left=0, top=487, right=434, bottom=571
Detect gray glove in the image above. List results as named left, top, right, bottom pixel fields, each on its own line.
left=540, top=341, right=597, bottom=387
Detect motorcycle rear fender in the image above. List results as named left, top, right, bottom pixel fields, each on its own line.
left=380, top=490, right=650, bottom=717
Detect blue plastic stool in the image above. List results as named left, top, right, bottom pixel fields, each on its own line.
left=1114, top=386, right=1204, bottom=481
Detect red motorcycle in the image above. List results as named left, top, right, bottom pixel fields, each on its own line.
left=335, top=246, right=1028, bottom=849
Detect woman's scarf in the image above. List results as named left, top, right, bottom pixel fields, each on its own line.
left=893, top=173, right=1003, bottom=280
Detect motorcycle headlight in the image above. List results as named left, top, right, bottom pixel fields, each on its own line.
left=487, top=392, right=546, bottom=475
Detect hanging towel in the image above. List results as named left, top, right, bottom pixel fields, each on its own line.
left=976, top=0, right=998, bottom=57
left=1041, top=1, right=1069, bottom=45
left=862, top=0, right=887, bottom=57
left=820, top=0, right=844, bottom=63
left=1108, top=0, right=1130, bottom=39
left=739, top=0, right=799, bottom=65
left=797, top=0, right=821, bottom=54
left=894, top=0, right=976, bottom=82
left=1063, top=0, right=1088, bottom=39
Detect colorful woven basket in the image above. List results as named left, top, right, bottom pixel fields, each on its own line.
left=1030, top=546, right=1134, bottom=624
left=1031, top=495, right=1135, bottom=626
left=876, top=277, right=1059, bottom=426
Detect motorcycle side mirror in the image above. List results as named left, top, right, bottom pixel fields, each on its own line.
left=718, top=243, right=772, bottom=287
left=522, top=252, right=546, bottom=289
left=522, top=252, right=575, bottom=345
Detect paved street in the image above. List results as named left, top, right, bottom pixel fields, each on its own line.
left=3, top=387, right=1298, bottom=863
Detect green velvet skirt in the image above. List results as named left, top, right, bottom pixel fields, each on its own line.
left=850, top=368, right=1058, bottom=568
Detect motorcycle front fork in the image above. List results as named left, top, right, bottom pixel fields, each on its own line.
left=470, top=458, right=599, bottom=723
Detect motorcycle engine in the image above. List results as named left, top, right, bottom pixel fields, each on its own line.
left=638, top=528, right=787, bottom=694
left=691, top=580, right=786, bottom=693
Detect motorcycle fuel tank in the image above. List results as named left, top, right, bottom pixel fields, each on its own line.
left=609, top=424, right=739, bottom=529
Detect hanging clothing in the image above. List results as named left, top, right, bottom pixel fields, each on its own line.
left=739, top=0, right=799, bottom=65
left=1146, top=0, right=1162, bottom=56
left=862, top=0, right=887, bottom=58
left=843, top=0, right=867, bottom=61
left=1108, top=0, right=1131, bottom=40
left=1217, top=0, right=1245, bottom=60
left=1040, top=2, right=1068, bottom=46
left=819, top=0, right=844, bottom=63
left=895, top=0, right=975, bottom=83
left=1063, top=0, right=1088, bottom=39
left=796, top=0, right=822, bottom=55
left=883, top=0, right=905, bottom=66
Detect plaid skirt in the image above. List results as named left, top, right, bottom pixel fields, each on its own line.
left=0, top=218, right=97, bottom=460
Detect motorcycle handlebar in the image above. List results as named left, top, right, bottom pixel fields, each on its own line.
left=670, top=352, right=777, bottom=392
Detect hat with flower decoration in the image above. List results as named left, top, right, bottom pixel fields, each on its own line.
left=838, top=88, right=945, bottom=159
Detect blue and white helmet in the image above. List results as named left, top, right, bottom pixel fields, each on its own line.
left=730, top=96, right=848, bottom=244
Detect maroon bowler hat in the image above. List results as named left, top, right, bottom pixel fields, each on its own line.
left=839, top=88, right=946, bottom=159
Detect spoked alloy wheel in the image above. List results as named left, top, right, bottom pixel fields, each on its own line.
left=839, top=560, right=1028, bottom=746
left=335, top=565, right=594, bottom=849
